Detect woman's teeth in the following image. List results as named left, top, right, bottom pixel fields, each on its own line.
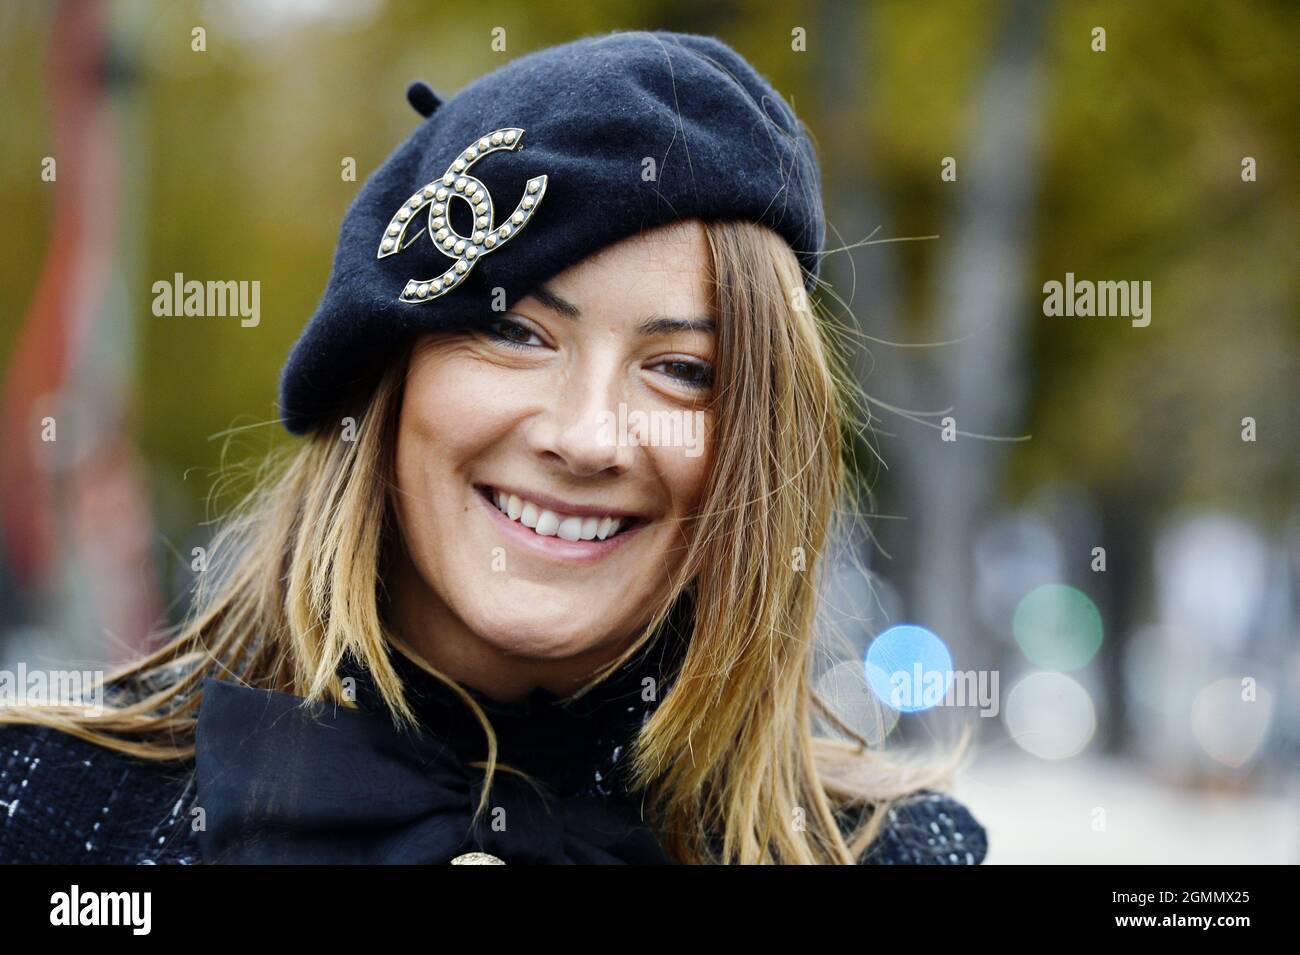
left=491, top=490, right=626, bottom=541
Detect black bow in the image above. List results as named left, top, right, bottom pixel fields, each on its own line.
left=194, top=649, right=676, bottom=865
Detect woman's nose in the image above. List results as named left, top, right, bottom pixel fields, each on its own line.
left=529, top=368, right=637, bottom=477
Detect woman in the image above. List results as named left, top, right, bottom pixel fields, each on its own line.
left=0, top=31, right=986, bottom=865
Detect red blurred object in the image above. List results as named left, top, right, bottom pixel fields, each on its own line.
left=1, top=0, right=161, bottom=660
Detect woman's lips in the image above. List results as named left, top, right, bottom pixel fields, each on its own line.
left=475, top=485, right=645, bottom=563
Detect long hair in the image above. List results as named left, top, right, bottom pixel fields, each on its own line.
left=0, top=220, right=968, bottom=863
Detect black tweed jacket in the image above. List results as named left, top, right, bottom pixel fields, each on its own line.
left=0, top=719, right=987, bottom=865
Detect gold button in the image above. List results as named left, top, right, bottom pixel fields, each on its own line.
left=449, top=851, right=506, bottom=865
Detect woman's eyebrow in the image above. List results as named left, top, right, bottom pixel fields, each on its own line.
left=530, top=284, right=714, bottom=335
left=530, top=284, right=582, bottom=318
left=637, top=315, right=715, bottom=335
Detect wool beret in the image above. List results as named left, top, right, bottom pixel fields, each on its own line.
left=278, top=30, right=825, bottom=436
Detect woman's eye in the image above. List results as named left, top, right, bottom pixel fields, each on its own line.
left=485, top=317, right=544, bottom=349
left=653, top=358, right=714, bottom=390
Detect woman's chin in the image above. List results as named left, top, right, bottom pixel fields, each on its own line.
left=461, top=604, right=627, bottom=661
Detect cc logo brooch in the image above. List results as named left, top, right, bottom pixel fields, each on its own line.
left=377, top=127, right=548, bottom=303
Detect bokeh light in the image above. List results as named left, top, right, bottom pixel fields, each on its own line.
left=1156, top=516, right=1270, bottom=654
left=1190, top=677, right=1274, bottom=769
left=1012, top=584, right=1103, bottom=671
left=1004, top=672, right=1097, bottom=760
left=864, top=625, right=953, bottom=714
left=814, top=660, right=900, bottom=745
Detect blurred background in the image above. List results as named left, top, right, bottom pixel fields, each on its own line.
left=1, top=0, right=1296, bottom=862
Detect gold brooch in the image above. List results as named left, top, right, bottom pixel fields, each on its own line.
left=377, top=128, right=548, bottom=303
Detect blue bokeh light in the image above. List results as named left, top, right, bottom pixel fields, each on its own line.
left=865, top=625, right=954, bottom=714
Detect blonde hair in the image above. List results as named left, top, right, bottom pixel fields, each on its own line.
left=1, top=219, right=969, bottom=863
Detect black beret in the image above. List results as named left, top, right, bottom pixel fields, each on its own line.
left=278, top=30, right=825, bottom=435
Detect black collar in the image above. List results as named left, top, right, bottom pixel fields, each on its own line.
left=343, top=636, right=678, bottom=798
left=193, top=610, right=690, bottom=864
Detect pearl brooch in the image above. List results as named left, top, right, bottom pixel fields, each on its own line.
left=375, top=127, right=549, bottom=303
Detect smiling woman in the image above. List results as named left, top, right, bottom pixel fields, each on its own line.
left=388, top=222, right=714, bottom=694
left=0, top=30, right=985, bottom=866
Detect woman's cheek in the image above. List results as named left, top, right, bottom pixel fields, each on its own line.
left=411, top=353, right=523, bottom=442
left=658, top=413, right=711, bottom=502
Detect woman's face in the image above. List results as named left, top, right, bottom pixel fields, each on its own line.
left=389, top=221, right=713, bottom=693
